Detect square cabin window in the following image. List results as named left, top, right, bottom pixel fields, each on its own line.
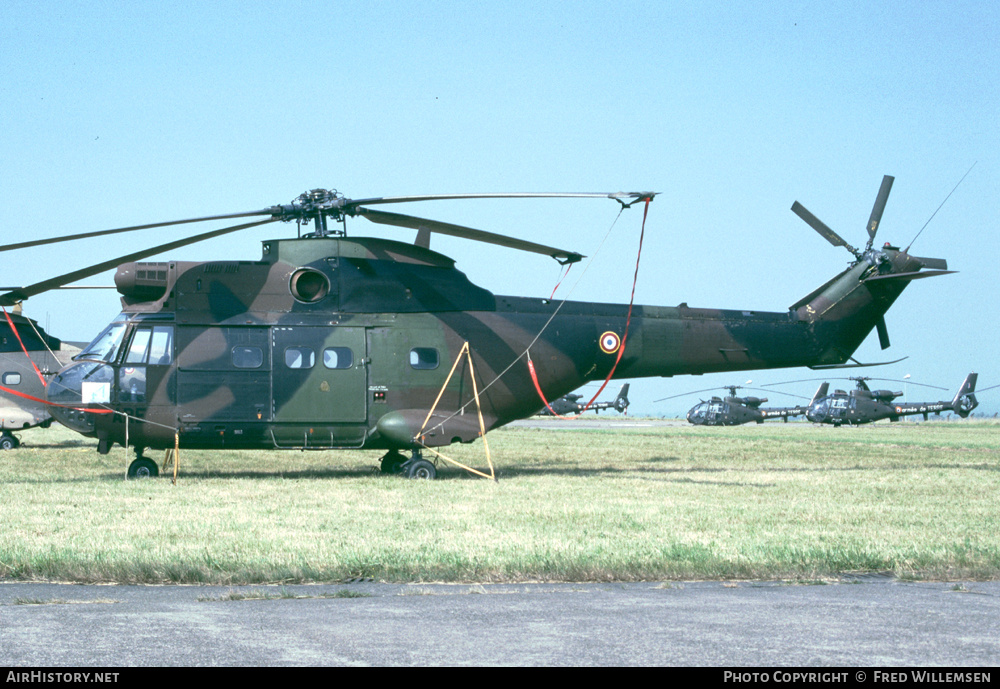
left=409, top=347, right=439, bottom=370
left=323, top=347, right=354, bottom=370
left=232, top=346, right=264, bottom=369
left=2, top=372, right=21, bottom=386
left=285, top=346, right=315, bottom=369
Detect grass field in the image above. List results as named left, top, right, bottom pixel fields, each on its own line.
left=1, top=419, right=998, bottom=584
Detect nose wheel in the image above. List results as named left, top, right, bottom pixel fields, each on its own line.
left=0, top=432, right=20, bottom=450
left=127, top=452, right=159, bottom=479
left=403, top=457, right=437, bottom=480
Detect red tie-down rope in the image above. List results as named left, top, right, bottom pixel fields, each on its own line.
left=529, top=196, right=651, bottom=415
left=0, top=383, right=114, bottom=414
left=1, top=306, right=114, bottom=414
left=2, top=306, right=47, bottom=387
left=549, top=262, right=573, bottom=300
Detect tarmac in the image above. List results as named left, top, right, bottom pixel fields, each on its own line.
left=2, top=578, right=999, bottom=666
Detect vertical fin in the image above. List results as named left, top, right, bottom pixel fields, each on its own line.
left=951, top=373, right=978, bottom=417
left=810, top=382, right=829, bottom=406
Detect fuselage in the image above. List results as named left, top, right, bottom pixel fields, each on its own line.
left=1, top=313, right=78, bottom=436
left=44, top=235, right=929, bottom=453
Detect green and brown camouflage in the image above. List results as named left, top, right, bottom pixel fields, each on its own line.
left=0, top=181, right=953, bottom=476
left=45, top=231, right=946, bottom=457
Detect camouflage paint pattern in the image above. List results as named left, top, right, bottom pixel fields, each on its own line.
left=44, top=235, right=942, bottom=454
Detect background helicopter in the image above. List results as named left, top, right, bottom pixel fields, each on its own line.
left=0, top=177, right=952, bottom=479
left=655, top=382, right=822, bottom=426
left=0, top=307, right=81, bottom=449
left=797, top=373, right=979, bottom=426
left=537, top=383, right=630, bottom=417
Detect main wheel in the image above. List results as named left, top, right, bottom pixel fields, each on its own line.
left=406, top=459, right=437, bottom=480
left=0, top=434, right=16, bottom=450
left=127, top=457, right=159, bottom=479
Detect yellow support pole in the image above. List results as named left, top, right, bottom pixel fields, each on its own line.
left=416, top=341, right=496, bottom=481
left=172, top=432, right=179, bottom=485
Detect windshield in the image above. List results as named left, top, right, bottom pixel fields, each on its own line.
left=75, top=319, right=128, bottom=362
left=688, top=403, right=708, bottom=421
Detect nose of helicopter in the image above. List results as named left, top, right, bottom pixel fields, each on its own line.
left=45, top=361, right=115, bottom=435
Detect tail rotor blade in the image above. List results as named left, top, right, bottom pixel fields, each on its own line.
left=912, top=255, right=948, bottom=270
left=875, top=316, right=890, bottom=350
left=867, top=175, right=895, bottom=242
left=791, top=202, right=858, bottom=255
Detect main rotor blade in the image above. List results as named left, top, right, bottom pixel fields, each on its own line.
left=0, top=210, right=274, bottom=253
left=911, top=255, right=948, bottom=270
left=791, top=202, right=858, bottom=254
left=354, top=207, right=584, bottom=264
left=742, top=386, right=810, bottom=400
left=654, top=387, right=728, bottom=402
left=344, top=192, right=656, bottom=209
left=867, top=175, right=894, bottom=241
left=0, top=218, right=277, bottom=306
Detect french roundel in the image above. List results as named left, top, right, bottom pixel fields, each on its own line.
left=599, top=331, right=621, bottom=354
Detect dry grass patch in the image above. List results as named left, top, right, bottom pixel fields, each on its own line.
left=1, top=421, right=998, bottom=583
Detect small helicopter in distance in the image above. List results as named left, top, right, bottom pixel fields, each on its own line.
left=803, top=373, right=979, bottom=426
left=0, top=306, right=81, bottom=449
left=0, top=176, right=954, bottom=479
left=537, top=383, right=630, bottom=416
left=656, top=382, right=823, bottom=426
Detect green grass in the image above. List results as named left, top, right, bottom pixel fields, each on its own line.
left=197, top=588, right=371, bottom=601
left=1, top=420, right=998, bottom=584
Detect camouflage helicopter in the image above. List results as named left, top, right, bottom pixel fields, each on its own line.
left=0, top=177, right=953, bottom=479
left=656, top=383, right=822, bottom=426
left=804, top=373, right=979, bottom=426
left=537, top=383, right=630, bottom=417
left=0, top=306, right=81, bottom=449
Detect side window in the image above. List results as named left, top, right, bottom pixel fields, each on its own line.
left=232, top=346, right=264, bottom=369
left=409, top=347, right=439, bottom=370
left=124, top=328, right=153, bottom=364
left=323, top=347, right=353, bottom=370
left=124, top=325, right=174, bottom=365
left=2, top=372, right=20, bottom=386
left=285, top=346, right=315, bottom=369
left=147, top=326, right=173, bottom=365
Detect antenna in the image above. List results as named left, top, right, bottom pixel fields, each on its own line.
left=906, top=162, right=976, bottom=253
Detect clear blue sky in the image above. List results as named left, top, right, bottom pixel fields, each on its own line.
left=2, top=0, right=997, bottom=416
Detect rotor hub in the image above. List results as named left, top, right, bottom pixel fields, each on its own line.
left=270, top=189, right=348, bottom=237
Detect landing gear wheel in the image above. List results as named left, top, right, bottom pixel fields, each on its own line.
left=127, top=457, right=159, bottom=479
left=380, top=451, right=407, bottom=474
left=405, top=459, right=437, bottom=480
left=0, top=433, right=18, bottom=450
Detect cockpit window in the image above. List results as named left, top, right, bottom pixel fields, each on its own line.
left=76, top=320, right=128, bottom=362
left=124, top=325, right=174, bottom=365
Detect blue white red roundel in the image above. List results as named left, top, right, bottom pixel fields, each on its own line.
left=599, top=331, right=621, bottom=354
